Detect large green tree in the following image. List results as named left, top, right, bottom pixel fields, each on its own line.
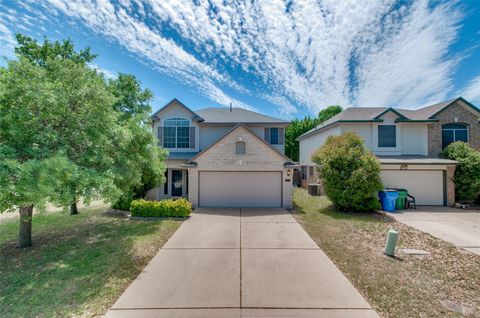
left=108, top=74, right=167, bottom=209
left=0, top=57, right=120, bottom=247
left=1, top=35, right=167, bottom=247
left=11, top=35, right=166, bottom=215
left=14, top=34, right=97, bottom=66
left=285, top=105, right=342, bottom=161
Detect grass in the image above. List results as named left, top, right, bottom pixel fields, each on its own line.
left=292, top=188, right=480, bottom=318
left=0, top=205, right=182, bottom=317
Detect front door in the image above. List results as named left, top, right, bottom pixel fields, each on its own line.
left=171, top=170, right=183, bottom=197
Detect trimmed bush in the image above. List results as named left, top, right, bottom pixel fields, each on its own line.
left=312, top=132, right=383, bottom=212
left=130, top=198, right=192, bottom=218
left=441, top=141, right=480, bottom=202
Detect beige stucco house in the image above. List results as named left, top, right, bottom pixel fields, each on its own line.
left=146, top=99, right=296, bottom=208
left=297, top=97, right=480, bottom=206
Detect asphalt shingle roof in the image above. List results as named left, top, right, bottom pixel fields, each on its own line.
left=195, top=107, right=289, bottom=124
left=297, top=97, right=478, bottom=140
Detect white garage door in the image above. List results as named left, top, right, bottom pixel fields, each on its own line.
left=199, top=171, right=282, bottom=207
left=381, top=170, right=444, bottom=205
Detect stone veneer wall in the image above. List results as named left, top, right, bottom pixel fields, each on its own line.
left=428, top=102, right=480, bottom=157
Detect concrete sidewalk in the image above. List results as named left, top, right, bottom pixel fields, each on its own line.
left=106, top=208, right=378, bottom=318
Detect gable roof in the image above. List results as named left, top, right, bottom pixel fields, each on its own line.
left=297, top=97, right=479, bottom=141
left=191, top=123, right=292, bottom=162
left=195, top=107, right=289, bottom=124
left=151, top=98, right=204, bottom=122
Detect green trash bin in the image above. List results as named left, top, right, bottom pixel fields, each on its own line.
left=395, top=188, right=408, bottom=210
left=386, top=188, right=407, bottom=209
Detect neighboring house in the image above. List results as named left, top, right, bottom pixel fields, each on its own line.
left=297, top=97, right=480, bottom=206
left=146, top=99, right=295, bottom=208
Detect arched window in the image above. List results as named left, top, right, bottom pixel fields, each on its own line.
left=235, top=141, right=246, bottom=155
left=442, top=123, right=468, bottom=149
left=164, top=118, right=190, bottom=148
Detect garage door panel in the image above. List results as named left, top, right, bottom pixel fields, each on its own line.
left=199, top=172, right=282, bottom=207
left=381, top=170, right=444, bottom=205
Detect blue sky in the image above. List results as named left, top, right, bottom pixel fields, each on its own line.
left=1, top=0, right=479, bottom=119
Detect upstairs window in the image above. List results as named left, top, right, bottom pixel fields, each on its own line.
left=265, top=127, right=284, bottom=145
left=164, top=118, right=190, bottom=148
left=378, top=125, right=396, bottom=147
left=235, top=141, right=246, bottom=155
left=442, top=123, right=468, bottom=149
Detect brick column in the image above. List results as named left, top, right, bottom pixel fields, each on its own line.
left=446, top=165, right=456, bottom=206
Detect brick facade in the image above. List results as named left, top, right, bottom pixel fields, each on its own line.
left=188, top=125, right=294, bottom=208
left=446, top=165, right=456, bottom=206
left=428, top=102, right=480, bottom=157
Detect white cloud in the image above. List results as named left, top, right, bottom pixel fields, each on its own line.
left=5, top=0, right=469, bottom=117
left=0, top=13, right=17, bottom=60
left=462, top=76, right=480, bottom=104
left=90, top=64, right=116, bottom=79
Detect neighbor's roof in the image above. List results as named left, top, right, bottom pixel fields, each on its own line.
left=195, top=107, right=289, bottom=124
left=297, top=97, right=479, bottom=141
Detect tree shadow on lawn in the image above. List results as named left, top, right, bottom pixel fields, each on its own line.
left=0, top=210, right=180, bottom=317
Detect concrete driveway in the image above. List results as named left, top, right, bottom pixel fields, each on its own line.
left=390, top=206, right=480, bottom=255
left=106, top=208, right=378, bottom=318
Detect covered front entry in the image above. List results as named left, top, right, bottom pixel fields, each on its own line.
left=198, top=171, right=282, bottom=207
left=381, top=170, right=444, bottom=205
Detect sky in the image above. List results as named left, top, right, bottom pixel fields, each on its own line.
left=1, top=0, right=479, bottom=119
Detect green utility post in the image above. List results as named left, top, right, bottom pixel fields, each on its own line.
left=384, top=229, right=398, bottom=257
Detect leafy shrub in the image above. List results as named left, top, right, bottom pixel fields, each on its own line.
left=312, top=132, right=383, bottom=212
left=130, top=198, right=192, bottom=218
left=441, top=142, right=480, bottom=202
left=112, top=191, right=135, bottom=211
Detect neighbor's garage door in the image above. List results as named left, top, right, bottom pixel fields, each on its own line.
left=199, top=171, right=282, bottom=207
left=381, top=170, right=444, bottom=205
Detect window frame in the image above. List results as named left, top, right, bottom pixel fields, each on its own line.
left=378, top=125, right=397, bottom=148
left=235, top=141, right=246, bottom=155
left=269, top=127, right=279, bottom=145
left=301, top=166, right=307, bottom=180
left=309, top=166, right=314, bottom=178
left=442, top=123, right=468, bottom=149
left=163, top=118, right=190, bottom=149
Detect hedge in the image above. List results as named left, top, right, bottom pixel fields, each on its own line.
left=130, top=198, right=192, bottom=218
left=441, top=141, right=480, bottom=202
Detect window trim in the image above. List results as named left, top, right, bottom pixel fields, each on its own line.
left=442, top=123, right=469, bottom=149
left=235, top=141, right=246, bottom=155
left=265, top=127, right=284, bottom=145
left=378, top=125, right=397, bottom=148
left=309, top=166, right=314, bottom=178
left=163, top=118, right=190, bottom=149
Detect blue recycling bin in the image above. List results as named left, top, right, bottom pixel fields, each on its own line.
left=379, top=190, right=399, bottom=212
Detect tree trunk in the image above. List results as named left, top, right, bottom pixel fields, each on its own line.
left=18, top=205, right=33, bottom=248
left=70, top=201, right=79, bottom=215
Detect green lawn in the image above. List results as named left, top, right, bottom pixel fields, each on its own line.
left=0, top=206, right=182, bottom=317
left=292, top=188, right=480, bottom=318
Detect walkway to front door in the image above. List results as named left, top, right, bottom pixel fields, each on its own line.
left=106, top=208, right=378, bottom=317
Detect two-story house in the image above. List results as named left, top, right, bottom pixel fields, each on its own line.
left=297, top=97, right=480, bottom=206
left=147, top=99, right=296, bottom=208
